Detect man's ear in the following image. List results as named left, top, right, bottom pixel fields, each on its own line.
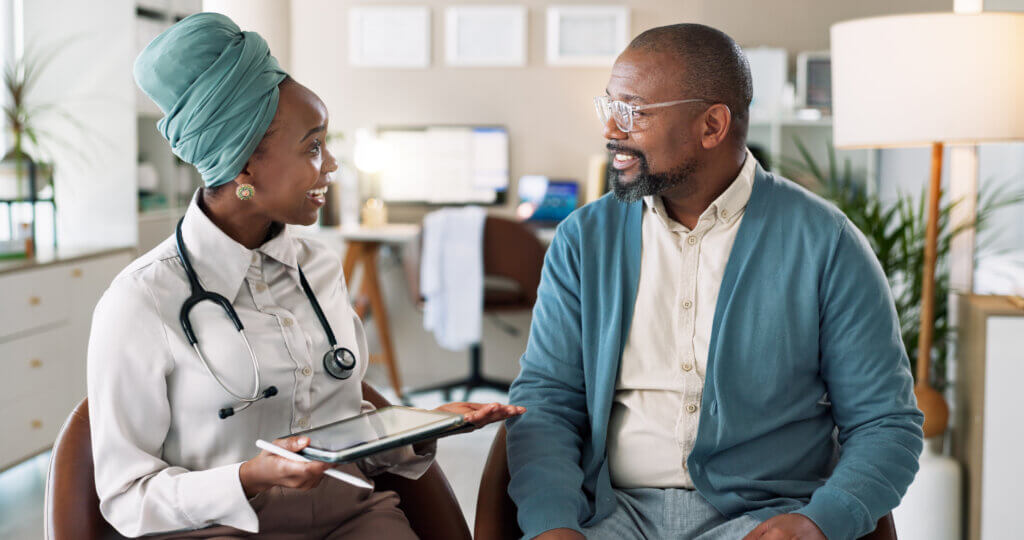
left=700, top=104, right=732, bottom=150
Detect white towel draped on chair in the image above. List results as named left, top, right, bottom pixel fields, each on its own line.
left=420, top=206, right=486, bottom=351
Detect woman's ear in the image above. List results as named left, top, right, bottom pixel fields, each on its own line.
left=233, top=160, right=257, bottom=189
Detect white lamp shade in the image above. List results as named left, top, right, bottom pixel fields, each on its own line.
left=831, top=13, right=1024, bottom=149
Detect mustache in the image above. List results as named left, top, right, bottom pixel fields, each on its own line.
left=606, top=143, right=645, bottom=159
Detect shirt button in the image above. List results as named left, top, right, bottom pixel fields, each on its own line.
left=682, top=300, right=693, bottom=309
left=682, top=363, right=693, bottom=371
left=721, top=208, right=729, bottom=218
left=251, top=252, right=260, bottom=265
left=282, top=318, right=294, bottom=327
left=253, top=282, right=267, bottom=293
left=302, top=366, right=313, bottom=377
left=686, top=403, right=698, bottom=414
left=297, top=417, right=309, bottom=429
left=687, top=236, right=697, bottom=246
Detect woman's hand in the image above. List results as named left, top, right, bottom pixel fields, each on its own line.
left=238, top=436, right=333, bottom=498
left=435, top=402, right=526, bottom=428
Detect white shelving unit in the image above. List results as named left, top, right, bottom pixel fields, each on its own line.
left=748, top=113, right=878, bottom=195
left=134, top=0, right=203, bottom=252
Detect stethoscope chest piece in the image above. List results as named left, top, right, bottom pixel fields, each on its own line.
left=324, top=347, right=357, bottom=380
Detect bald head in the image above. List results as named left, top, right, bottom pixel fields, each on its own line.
left=628, top=24, right=752, bottom=142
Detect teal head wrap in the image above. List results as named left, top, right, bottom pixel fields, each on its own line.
left=133, top=12, right=288, bottom=188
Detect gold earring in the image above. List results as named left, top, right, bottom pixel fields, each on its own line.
left=236, top=183, right=255, bottom=201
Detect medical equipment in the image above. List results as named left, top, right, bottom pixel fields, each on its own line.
left=175, top=218, right=357, bottom=419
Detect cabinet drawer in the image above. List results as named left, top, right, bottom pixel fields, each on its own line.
left=0, top=382, right=80, bottom=470
left=0, top=266, right=70, bottom=339
left=0, top=326, right=73, bottom=407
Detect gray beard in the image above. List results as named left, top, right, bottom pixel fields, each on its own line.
left=609, top=158, right=699, bottom=203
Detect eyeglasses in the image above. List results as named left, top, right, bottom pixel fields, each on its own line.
left=594, top=95, right=711, bottom=133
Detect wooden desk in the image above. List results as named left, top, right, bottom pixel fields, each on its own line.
left=310, top=222, right=554, bottom=400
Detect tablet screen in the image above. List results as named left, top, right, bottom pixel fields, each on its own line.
left=300, top=407, right=461, bottom=452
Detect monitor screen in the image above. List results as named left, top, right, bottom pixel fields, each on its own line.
left=517, top=176, right=578, bottom=224
left=377, top=126, right=509, bottom=204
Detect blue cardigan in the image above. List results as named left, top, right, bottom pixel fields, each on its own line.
left=506, top=167, right=924, bottom=540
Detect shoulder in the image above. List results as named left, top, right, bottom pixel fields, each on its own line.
left=760, top=170, right=848, bottom=232
left=99, top=236, right=182, bottom=315
left=555, top=192, right=638, bottom=244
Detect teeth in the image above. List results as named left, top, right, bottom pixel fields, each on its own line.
left=306, top=186, right=328, bottom=196
left=615, top=153, right=635, bottom=161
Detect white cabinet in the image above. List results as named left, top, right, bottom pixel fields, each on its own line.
left=0, top=249, right=134, bottom=470
left=953, top=295, right=1024, bottom=540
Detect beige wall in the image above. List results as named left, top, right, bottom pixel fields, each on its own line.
left=204, top=0, right=293, bottom=71
left=288, top=0, right=949, bottom=221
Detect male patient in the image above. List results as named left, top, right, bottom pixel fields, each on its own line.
left=506, top=24, right=923, bottom=540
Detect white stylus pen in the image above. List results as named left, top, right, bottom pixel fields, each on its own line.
left=255, top=439, right=373, bottom=490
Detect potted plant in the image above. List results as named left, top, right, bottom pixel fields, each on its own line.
left=781, top=139, right=1024, bottom=391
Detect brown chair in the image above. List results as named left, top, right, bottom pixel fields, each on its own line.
left=405, top=215, right=547, bottom=401
left=475, top=425, right=898, bottom=540
left=44, top=383, right=471, bottom=540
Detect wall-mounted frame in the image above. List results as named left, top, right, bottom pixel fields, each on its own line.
left=349, top=6, right=431, bottom=68
left=445, top=5, right=527, bottom=67
left=546, top=5, right=629, bottom=66
left=796, top=51, right=832, bottom=112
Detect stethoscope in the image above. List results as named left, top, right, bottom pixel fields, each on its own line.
left=175, top=218, right=357, bottom=419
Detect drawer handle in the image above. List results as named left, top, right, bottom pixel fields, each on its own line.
left=72, top=268, right=83, bottom=278
left=30, top=420, right=42, bottom=430
left=30, top=358, right=42, bottom=368
left=28, top=296, right=40, bottom=306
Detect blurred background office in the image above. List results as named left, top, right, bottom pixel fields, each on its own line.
left=2, top=1, right=1024, bottom=539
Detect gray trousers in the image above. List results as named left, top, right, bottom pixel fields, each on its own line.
left=582, top=488, right=762, bottom=539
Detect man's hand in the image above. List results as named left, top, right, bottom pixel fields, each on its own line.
left=742, top=514, right=826, bottom=540
left=533, top=528, right=585, bottom=540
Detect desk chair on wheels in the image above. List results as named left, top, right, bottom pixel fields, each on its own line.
left=406, top=215, right=546, bottom=402
left=44, top=383, right=471, bottom=540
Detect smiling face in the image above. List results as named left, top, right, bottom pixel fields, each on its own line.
left=236, top=78, right=338, bottom=226
left=603, top=47, right=729, bottom=202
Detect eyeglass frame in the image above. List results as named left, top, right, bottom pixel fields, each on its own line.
left=594, top=95, right=716, bottom=133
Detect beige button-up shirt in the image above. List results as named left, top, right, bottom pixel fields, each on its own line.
left=607, top=151, right=757, bottom=489
left=87, top=192, right=431, bottom=537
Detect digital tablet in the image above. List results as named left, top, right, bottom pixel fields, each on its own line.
left=291, top=406, right=469, bottom=463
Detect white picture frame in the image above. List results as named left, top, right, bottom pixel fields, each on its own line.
left=445, top=5, right=527, bottom=67
left=546, top=5, right=630, bottom=66
left=348, top=6, right=431, bottom=68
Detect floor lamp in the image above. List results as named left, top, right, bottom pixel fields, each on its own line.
left=831, top=12, right=1024, bottom=439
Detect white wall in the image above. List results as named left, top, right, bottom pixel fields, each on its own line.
left=203, top=0, right=292, bottom=71
left=21, top=0, right=137, bottom=249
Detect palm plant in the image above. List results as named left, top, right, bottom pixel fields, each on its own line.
left=2, top=40, right=91, bottom=197
left=781, top=139, right=1024, bottom=391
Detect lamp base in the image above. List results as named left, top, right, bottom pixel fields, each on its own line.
left=915, top=383, right=949, bottom=438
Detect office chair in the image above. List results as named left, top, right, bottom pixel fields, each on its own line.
left=44, top=383, right=471, bottom=540
left=406, top=215, right=546, bottom=401
left=474, top=425, right=899, bottom=540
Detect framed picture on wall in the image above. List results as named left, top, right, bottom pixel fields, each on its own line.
left=546, top=5, right=630, bottom=66
left=348, top=6, right=431, bottom=68
left=445, top=5, right=527, bottom=67
left=797, top=51, right=832, bottom=112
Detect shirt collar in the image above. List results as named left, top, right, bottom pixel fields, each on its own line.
left=643, top=148, right=758, bottom=231
left=179, top=190, right=298, bottom=301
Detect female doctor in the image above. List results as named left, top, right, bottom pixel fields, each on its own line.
left=87, top=13, right=523, bottom=539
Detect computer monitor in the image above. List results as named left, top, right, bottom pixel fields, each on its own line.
left=517, top=176, right=579, bottom=225
left=376, top=125, right=509, bottom=205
